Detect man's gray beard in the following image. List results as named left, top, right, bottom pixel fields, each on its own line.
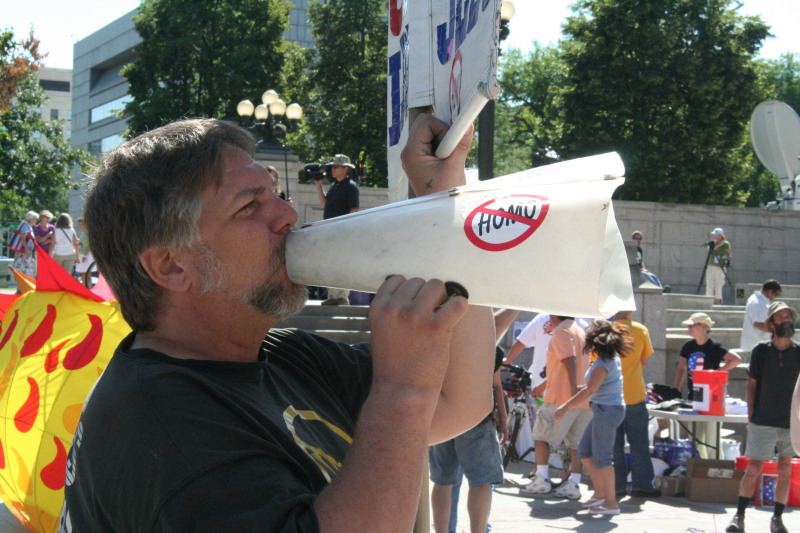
left=198, top=243, right=308, bottom=319
left=774, top=322, right=796, bottom=339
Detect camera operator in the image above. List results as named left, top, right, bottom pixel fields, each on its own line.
left=314, top=154, right=360, bottom=305
left=706, top=227, right=731, bottom=304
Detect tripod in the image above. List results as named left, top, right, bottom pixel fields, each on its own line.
left=695, top=241, right=734, bottom=301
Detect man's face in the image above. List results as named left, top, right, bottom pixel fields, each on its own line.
left=194, top=146, right=306, bottom=318
left=769, top=309, right=796, bottom=338
left=766, top=289, right=781, bottom=301
left=331, top=164, right=349, bottom=181
left=713, top=234, right=723, bottom=243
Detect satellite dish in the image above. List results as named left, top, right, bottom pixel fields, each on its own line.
left=750, top=100, right=800, bottom=194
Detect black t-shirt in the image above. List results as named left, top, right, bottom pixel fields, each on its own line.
left=679, top=338, right=728, bottom=400
left=748, top=340, right=800, bottom=428
left=323, top=178, right=359, bottom=219
left=60, top=329, right=372, bottom=532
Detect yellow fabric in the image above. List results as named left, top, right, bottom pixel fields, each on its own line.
left=616, top=319, right=654, bottom=405
left=0, top=290, right=130, bottom=532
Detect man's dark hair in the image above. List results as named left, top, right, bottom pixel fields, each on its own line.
left=762, top=279, right=782, bottom=293
left=84, top=119, right=255, bottom=332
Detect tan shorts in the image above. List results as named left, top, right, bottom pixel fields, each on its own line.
left=532, top=402, right=593, bottom=449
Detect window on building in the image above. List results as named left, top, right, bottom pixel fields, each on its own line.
left=87, top=134, right=124, bottom=155
left=40, top=79, right=70, bottom=92
left=50, top=109, right=59, bottom=120
left=90, top=96, right=131, bottom=124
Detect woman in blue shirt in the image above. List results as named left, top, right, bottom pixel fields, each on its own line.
left=555, top=319, right=629, bottom=516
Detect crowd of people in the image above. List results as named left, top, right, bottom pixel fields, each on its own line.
left=4, top=114, right=795, bottom=532
left=8, top=209, right=93, bottom=283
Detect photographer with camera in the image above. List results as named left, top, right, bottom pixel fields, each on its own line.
left=705, top=227, right=731, bottom=304
left=314, top=154, right=360, bottom=305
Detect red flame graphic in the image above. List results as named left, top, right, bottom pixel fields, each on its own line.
left=0, top=436, right=5, bottom=469
left=40, top=437, right=67, bottom=490
left=63, top=314, right=103, bottom=370
left=20, top=304, right=57, bottom=357
left=45, top=340, right=70, bottom=373
left=0, top=309, right=19, bottom=351
left=14, top=377, right=40, bottom=433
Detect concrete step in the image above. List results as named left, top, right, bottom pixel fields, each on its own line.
left=666, top=328, right=742, bottom=350
left=666, top=308, right=744, bottom=328
left=664, top=293, right=715, bottom=310
left=735, top=283, right=800, bottom=304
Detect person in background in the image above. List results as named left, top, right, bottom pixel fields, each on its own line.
left=705, top=227, right=731, bottom=304
left=33, top=209, right=56, bottom=255
left=740, top=279, right=781, bottom=352
left=522, top=315, right=590, bottom=501
left=631, top=231, right=646, bottom=271
left=555, top=319, right=630, bottom=516
left=74, top=217, right=94, bottom=286
left=266, top=165, right=292, bottom=205
left=314, top=154, right=359, bottom=305
left=675, top=312, right=742, bottom=458
left=53, top=213, right=80, bottom=274
left=10, top=210, right=38, bottom=279
left=610, top=310, right=660, bottom=498
left=727, top=302, right=800, bottom=533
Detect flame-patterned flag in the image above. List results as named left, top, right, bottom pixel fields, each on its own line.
left=0, top=244, right=130, bottom=532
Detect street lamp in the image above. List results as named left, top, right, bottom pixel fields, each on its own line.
left=236, top=90, right=303, bottom=197
left=236, top=89, right=301, bottom=148
left=478, top=1, right=515, bottom=180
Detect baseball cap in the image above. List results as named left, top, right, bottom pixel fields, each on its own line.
left=681, top=312, right=715, bottom=328
left=331, top=154, right=355, bottom=168
left=710, top=228, right=724, bottom=236
left=766, top=301, right=798, bottom=323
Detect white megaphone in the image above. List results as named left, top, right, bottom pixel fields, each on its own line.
left=286, top=152, right=634, bottom=317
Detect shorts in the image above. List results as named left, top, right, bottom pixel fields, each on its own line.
left=74, top=252, right=95, bottom=274
left=578, top=402, right=626, bottom=468
left=745, top=423, right=794, bottom=460
left=428, top=417, right=503, bottom=487
left=531, top=402, right=592, bottom=449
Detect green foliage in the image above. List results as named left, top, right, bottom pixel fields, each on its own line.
left=759, top=53, right=800, bottom=113
left=495, top=45, right=566, bottom=174
left=295, top=0, right=388, bottom=187
left=558, top=0, right=770, bottom=206
left=0, top=75, right=88, bottom=220
left=122, top=0, right=292, bottom=135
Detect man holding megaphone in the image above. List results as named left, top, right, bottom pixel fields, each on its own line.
left=59, top=114, right=495, bottom=533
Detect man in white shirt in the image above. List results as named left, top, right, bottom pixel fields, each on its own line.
left=740, top=280, right=781, bottom=352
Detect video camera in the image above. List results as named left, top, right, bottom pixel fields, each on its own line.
left=303, top=160, right=368, bottom=183
left=303, top=162, right=331, bottom=182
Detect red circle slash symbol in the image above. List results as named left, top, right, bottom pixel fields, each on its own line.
left=464, top=195, right=550, bottom=252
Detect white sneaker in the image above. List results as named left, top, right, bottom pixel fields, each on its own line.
left=520, top=474, right=551, bottom=494
left=553, top=480, right=581, bottom=500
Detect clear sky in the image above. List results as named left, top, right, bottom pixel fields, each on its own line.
left=4, top=0, right=799, bottom=70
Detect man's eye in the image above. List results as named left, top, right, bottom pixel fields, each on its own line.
left=239, top=201, right=257, bottom=214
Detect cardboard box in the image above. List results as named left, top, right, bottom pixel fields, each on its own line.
left=656, top=475, right=686, bottom=497
left=686, top=459, right=744, bottom=503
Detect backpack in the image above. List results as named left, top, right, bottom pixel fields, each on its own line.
left=8, top=223, right=28, bottom=254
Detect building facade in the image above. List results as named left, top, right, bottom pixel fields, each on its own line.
left=68, top=1, right=322, bottom=218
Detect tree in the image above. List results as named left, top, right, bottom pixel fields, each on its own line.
left=0, top=76, right=88, bottom=221
left=559, top=0, right=770, bottom=206
left=0, top=31, right=87, bottom=221
left=296, top=0, right=388, bottom=187
left=494, top=44, right=566, bottom=175
left=0, top=29, right=42, bottom=112
left=122, top=0, right=293, bottom=135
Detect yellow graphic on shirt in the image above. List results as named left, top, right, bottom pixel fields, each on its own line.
left=283, top=406, right=353, bottom=482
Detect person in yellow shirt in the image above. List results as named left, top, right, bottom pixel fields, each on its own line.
left=610, top=310, right=661, bottom=498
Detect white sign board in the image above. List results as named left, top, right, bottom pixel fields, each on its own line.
left=387, top=0, right=501, bottom=202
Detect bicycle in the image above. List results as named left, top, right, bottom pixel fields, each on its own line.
left=499, top=364, right=534, bottom=468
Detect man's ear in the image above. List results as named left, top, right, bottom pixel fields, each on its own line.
left=139, top=247, right=192, bottom=292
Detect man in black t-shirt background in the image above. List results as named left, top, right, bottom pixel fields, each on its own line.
left=727, top=302, right=800, bottom=533
left=674, top=312, right=741, bottom=400
left=314, top=153, right=360, bottom=305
